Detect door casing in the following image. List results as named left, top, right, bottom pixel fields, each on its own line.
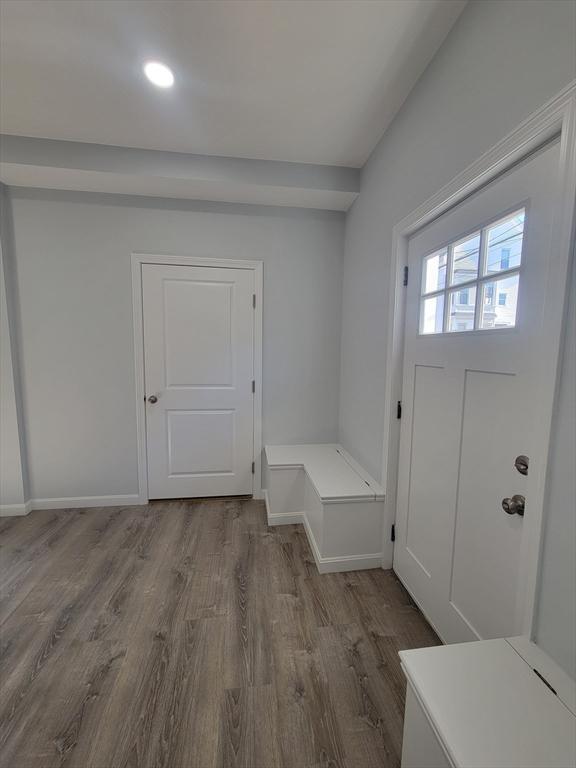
left=131, top=254, right=264, bottom=503
left=381, top=81, right=576, bottom=640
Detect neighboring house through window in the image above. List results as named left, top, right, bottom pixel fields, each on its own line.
left=419, top=209, right=524, bottom=334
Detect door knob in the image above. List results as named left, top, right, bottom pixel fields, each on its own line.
left=147, top=395, right=158, bottom=404
left=514, top=455, right=529, bottom=476
left=502, top=494, right=525, bottom=516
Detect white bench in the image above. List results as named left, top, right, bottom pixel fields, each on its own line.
left=263, top=444, right=385, bottom=573
left=400, top=637, right=576, bottom=768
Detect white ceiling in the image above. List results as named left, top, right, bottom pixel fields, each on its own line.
left=0, top=0, right=465, bottom=167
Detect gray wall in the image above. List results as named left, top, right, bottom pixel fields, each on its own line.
left=0, top=251, right=23, bottom=505
left=0, top=185, right=27, bottom=508
left=534, top=257, right=576, bottom=679
left=7, top=190, right=344, bottom=501
left=337, top=0, right=576, bottom=675
left=338, top=0, right=576, bottom=482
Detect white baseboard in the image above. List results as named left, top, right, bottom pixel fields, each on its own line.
left=267, top=512, right=305, bottom=526
left=0, top=500, right=33, bottom=517
left=264, top=489, right=304, bottom=526
left=313, top=550, right=384, bottom=574
left=27, top=494, right=142, bottom=511
left=3, top=491, right=264, bottom=515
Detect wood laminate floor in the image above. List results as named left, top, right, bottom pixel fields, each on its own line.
left=0, top=499, right=439, bottom=768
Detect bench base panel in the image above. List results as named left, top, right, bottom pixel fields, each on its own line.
left=263, top=482, right=383, bottom=574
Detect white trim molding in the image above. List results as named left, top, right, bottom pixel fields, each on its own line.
left=131, top=252, right=264, bottom=504
left=264, top=491, right=304, bottom=527
left=0, top=501, right=32, bottom=517
left=0, top=495, right=143, bottom=515
left=29, top=495, right=141, bottom=510
left=381, top=81, right=576, bottom=638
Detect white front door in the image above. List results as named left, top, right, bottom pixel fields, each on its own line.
left=394, top=140, right=562, bottom=643
left=142, top=263, right=255, bottom=499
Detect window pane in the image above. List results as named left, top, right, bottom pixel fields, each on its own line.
left=422, top=249, right=447, bottom=294
left=485, top=211, right=525, bottom=275
left=420, top=294, right=445, bottom=334
left=450, top=233, right=480, bottom=285
left=480, top=274, right=519, bottom=329
left=448, top=286, right=476, bottom=332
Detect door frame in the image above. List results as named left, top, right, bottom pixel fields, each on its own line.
left=131, top=253, right=264, bottom=503
left=381, top=80, right=576, bottom=638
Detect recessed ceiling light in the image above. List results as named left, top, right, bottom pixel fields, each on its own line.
left=143, top=61, right=174, bottom=88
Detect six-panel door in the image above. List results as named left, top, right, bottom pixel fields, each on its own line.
left=142, top=264, right=255, bottom=499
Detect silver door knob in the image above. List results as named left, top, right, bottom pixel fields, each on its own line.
left=502, top=494, right=525, bottom=516
left=147, top=395, right=158, bottom=404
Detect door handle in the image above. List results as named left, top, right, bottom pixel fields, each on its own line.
left=502, top=494, right=525, bottom=516
left=514, top=455, right=529, bottom=476
left=147, top=395, right=158, bottom=404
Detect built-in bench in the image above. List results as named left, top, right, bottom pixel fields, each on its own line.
left=399, top=636, right=576, bottom=768
left=263, top=444, right=385, bottom=573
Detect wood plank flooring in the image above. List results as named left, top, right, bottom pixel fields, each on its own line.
left=0, top=499, right=439, bottom=768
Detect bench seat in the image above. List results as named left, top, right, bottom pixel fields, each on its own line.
left=265, top=444, right=385, bottom=501
left=264, top=444, right=385, bottom=573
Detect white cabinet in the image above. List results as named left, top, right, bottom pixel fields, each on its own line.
left=400, top=638, right=576, bottom=768
left=402, top=684, right=452, bottom=768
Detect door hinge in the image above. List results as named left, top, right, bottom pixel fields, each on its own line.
left=397, top=400, right=402, bottom=419
left=252, top=294, right=256, bottom=309
left=251, top=461, right=255, bottom=475
left=403, top=265, right=409, bottom=286
left=252, top=380, right=255, bottom=393
left=391, top=524, right=396, bottom=542
left=533, top=668, right=557, bottom=696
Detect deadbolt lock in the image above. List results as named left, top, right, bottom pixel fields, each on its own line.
left=514, top=455, right=529, bottom=476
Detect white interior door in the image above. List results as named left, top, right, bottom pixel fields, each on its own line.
left=394, top=140, right=563, bottom=643
left=142, top=263, right=255, bottom=499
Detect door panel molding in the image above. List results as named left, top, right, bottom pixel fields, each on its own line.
left=131, top=253, right=263, bottom=502
left=383, top=80, right=576, bottom=640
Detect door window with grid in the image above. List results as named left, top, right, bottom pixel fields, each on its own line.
left=419, top=209, right=525, bottom=335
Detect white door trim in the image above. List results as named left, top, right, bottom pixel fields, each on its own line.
left=131, top=253, right=264, bottom=503
left=381, top=80, right=576, bottom=638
